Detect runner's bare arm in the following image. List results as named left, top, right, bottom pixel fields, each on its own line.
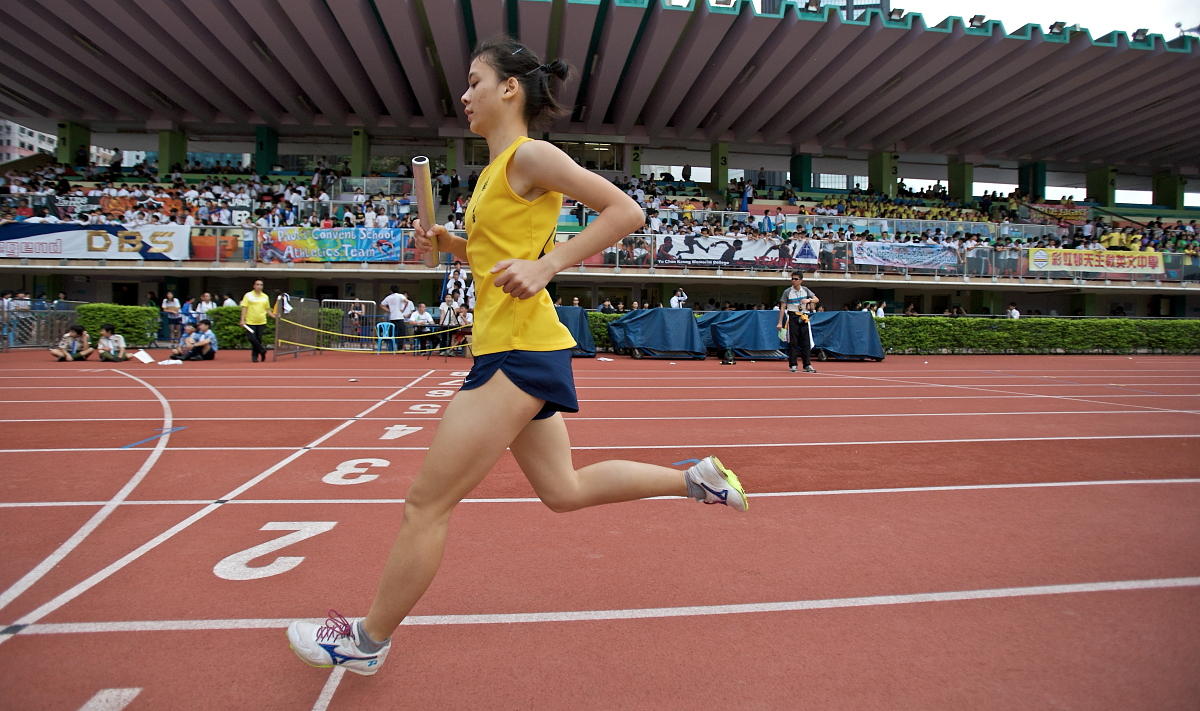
left=492, top=140, right=644, bottom=298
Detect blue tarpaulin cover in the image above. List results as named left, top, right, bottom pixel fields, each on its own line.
left=694, top=310, right=884, bottom=361
left=607, top=308, right=706, bottom=359
left=809, top=311, right=885, bottom=361
left=696, top=311, right=783, bottom=353
left=553, top=305, right=596, bottom=357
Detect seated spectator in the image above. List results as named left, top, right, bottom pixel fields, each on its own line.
left=407, top=303, right=435, bottom=352
left=169, top=323, right=200, bottom=360
left=452, top=305, right=473, bottom=355
left=96, top=323, right=128, bottom=362
left=186, top=319, right=218, bottom=360
left=50, top=325, right=91, bottom=361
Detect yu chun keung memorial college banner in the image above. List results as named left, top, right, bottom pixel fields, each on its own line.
left=850, top=241, right=960, bottom=269
left=0, top=223, right=190, bottom=260
left=1027, top=248, right=1165, bottom=275
left=655, top=235, right=820, bottom=269
left=259, top=227, right=409, bottom=263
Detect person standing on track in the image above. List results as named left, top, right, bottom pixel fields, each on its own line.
left=238, top=278, right=275, bottom=363
left=777, top=270, right=818, bottom=373
left=380, top=286, right=412, bottom=348
left=286, top=37, right=749, bottom=677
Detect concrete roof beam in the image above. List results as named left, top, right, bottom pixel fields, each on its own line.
left=641, top=4, right=735, bottom=136
left=780, top=23, right=920, bottom=146
left=548, top=0, right=602, bottom=131
left=187, top=0, right=315, bottom=125
left=582, top=3, right=646, bottom=132
left=279, top=0, right=386, bottom=128
left=670, top=8, right=776, bottom=137
left=702, top=10, right=808, bottom=141
left=865, top=32, right=1010, bottom=151
left=0, top=5, right=145, bottom=119
left=375, top=0, right=450, bottom=123
left=611, top=4, right=693, bottom=135
left=88, top=0, right=254, bottom=124
left=837, top=24, right=972, bottom=147
left=130, top=0, right=283, bottom=126
left=230, top=0, right=349, bottom=125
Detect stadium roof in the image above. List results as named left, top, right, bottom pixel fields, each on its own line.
left=1, top=0, right=1197, bottom=172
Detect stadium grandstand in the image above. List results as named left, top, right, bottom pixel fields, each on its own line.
left=1, top=0, right=1198, bottom=325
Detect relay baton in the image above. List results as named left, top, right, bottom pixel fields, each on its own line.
left=411, top=156, right=440, bottom=268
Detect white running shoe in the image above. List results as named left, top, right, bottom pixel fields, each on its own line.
left=287, top=610, right=390, bottom=676
left=686, top=456, right=748, bottom=512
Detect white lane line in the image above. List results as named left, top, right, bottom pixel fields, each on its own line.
left=6, top=382, right=1200, bottom=391
left=2, top=478, right=1196, bottom=509
left=311, top=667, right=345, bottom=711
left=4, top=394, right=1198, bottom=405
left=822, top=371, right=1200, bottom=417
left=16, top=577, right=1200, bottom=635
left=0, top=409, right=1183, bottom=425
left=0, top=370, right=436, bottom=648
left=1, top=372, right=1196, bottom=383
left=77, top=688, right=142, bottom=710
left=0, top=371, right=175, bottom=613
left=3, top=433, right=1198, bottom=455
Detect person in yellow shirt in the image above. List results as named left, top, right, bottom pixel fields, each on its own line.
left=238, top=278, right=276, bottom=362
left=286, top=37, right=749, bottom=677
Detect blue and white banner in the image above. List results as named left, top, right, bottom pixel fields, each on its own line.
left=850, top=241, right=960, bottom=269
left=655, top=235, right=820, bottom=269
left=0, top=223, right=190, bottom=261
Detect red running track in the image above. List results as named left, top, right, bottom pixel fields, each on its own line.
left=0, top=350, right=1197, bottom=710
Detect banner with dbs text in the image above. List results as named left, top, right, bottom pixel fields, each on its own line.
left=0, top=223, right=189, bottom=260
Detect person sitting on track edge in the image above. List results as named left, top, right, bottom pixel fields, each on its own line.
left=168, top=323, right=199, bottom=361
left=49, top=324, right=91, bottom=361
left=286, top=36, right=749, bottom=678
left=184, top=319, right=218, bottom=360
left=96, top=323, right=128, bottom=362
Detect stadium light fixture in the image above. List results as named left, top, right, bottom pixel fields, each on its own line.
left=803, top=0, right=821, bottom=12
left=1048, top=21, right=1067, bottom=34
left=888, top=8, right=905, bottom=21
left=1132, top=28, right=1149, bottom=41
left=969, top=15, right=986, bottom=28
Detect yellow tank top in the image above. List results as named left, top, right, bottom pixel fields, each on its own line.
left=463, top=136, right=576, bottom=356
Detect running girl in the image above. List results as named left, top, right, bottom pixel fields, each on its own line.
left=287, top=37, right=748, bottom=676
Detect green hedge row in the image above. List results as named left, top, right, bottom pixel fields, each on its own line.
left=586, top=311, right=622, bottom=351
left=75, top=304, right=159, bottom=346
left=876, top=317, right=1200, bottom=354
left=72, top=304, right=346, bottom=350
left=586, top=311, right=1200, bottom=354
left=70, top=307, right=1200, bottom=355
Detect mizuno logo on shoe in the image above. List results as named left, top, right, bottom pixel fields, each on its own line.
left=700, top=482, right=728, bottom=501
left=320, top=643, right=378, bottom=665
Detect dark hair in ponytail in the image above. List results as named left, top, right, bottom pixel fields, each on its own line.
left=472, top=37, right=571, bottom=129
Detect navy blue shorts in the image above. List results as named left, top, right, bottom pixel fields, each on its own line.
left=461, top=349, right=578, bottom=420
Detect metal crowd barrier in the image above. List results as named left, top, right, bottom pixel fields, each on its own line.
left=1, top=302, right=83, bottom=349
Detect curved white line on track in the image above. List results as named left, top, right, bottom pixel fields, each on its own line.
left=0, top=371, right=174, bottom=613
left=15, top=577, right=1200, bottom=635
left=0, top=370, right=436, bottom=648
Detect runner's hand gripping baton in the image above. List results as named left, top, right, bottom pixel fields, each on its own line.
left=411, top=156, right=440, bottom=268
